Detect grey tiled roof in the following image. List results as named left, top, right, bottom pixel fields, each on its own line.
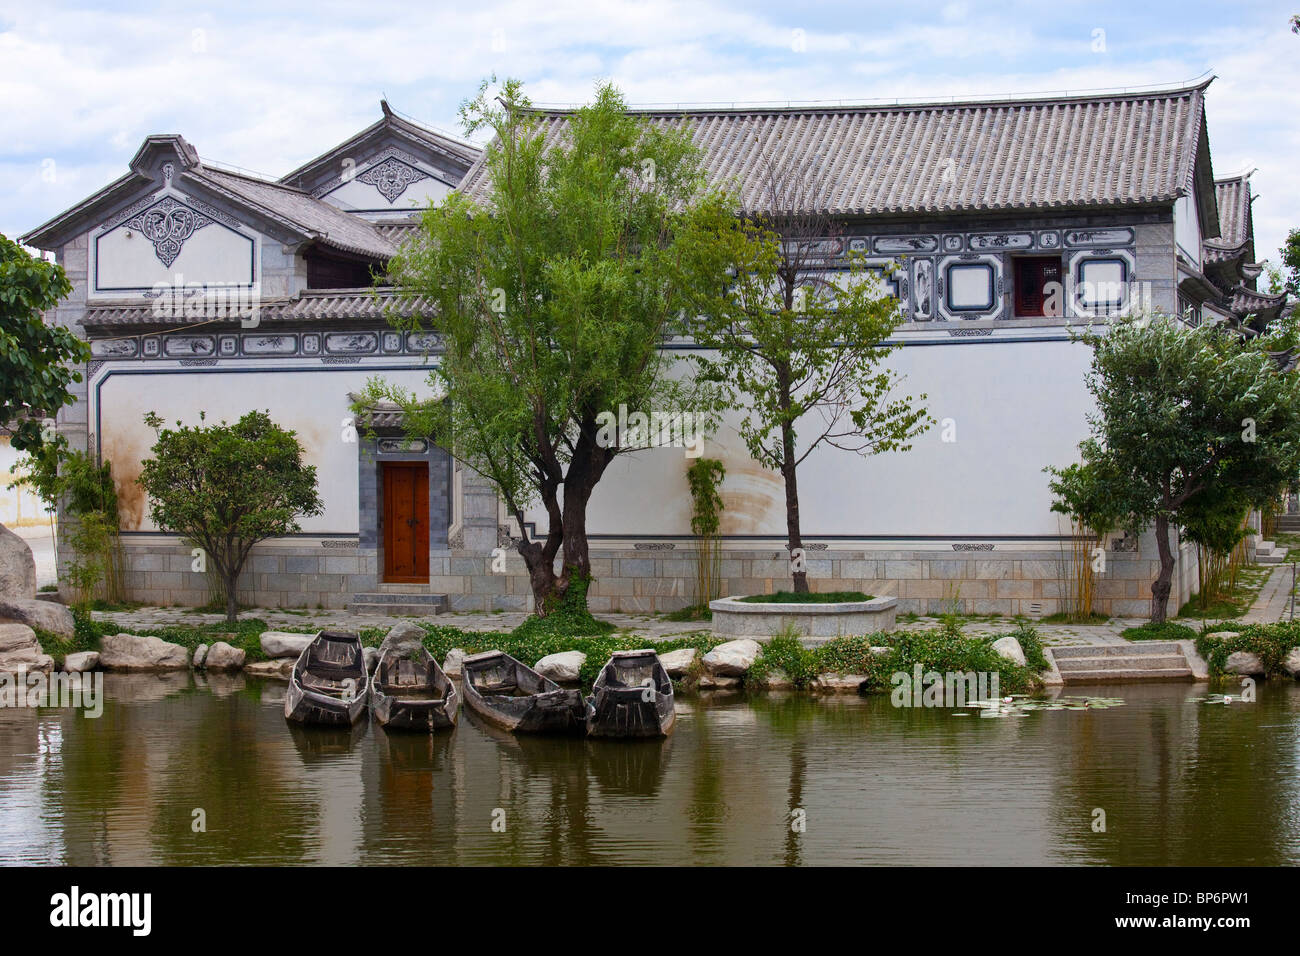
left=80, top=288, right=434, bottom=329
left=1204, top=174, right=1252, bottom=262
left=371, top=219, right=423, bottom=245
left=1230, top=284, right=1287, bottom=318
left=459, top=82, right=1211, bottom=217
left=187, top=167, right=397, bottom=259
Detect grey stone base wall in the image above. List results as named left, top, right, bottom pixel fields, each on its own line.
left=104, top=531, right=1200, bottom=620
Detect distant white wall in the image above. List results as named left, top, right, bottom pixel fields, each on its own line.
left=525, top=336, right=1096, bottom=540
left=1174, top=193, right=1202, bottom=268
left=0, top=437, right=53, bottom=531
left=95, top=366, right=437, bottom=533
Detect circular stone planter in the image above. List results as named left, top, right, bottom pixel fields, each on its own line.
left=708, top=595, right=898, bottom=640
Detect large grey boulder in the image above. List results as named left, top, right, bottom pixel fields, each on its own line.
left=363, top=646, right=380, bottom=673
left=757, top=667, right=795, bottom=691
left=99, top=633, right=190, bottom=671
left=0, top=525, right=36, bottom=600
left=697, top=672, right=741, bottom=690
left=63, top=651, right=100, bottom=673
left=701, top=639, right=761, bottom=677
left=192, top=644, right=209, bottom=668
left=379, top=621, right=427, bottom=654
left=244, top=658, right=294, bottom=681
left=260, top=632, right=314, bottom=659
left=1283, top=648, right=1300, bottom=678
left=991, top=636, right=1027, bottom=667
left=443, top=648, right=467, bottom=679
left=0, top=621, right=54, bottom=673
left=812, top=672, right=867, bottom=694
left=658, top=648, right=698, bottom=679
left=1225, top=651, right=1265, bottom=676
left=0, top=598, right=75, bottom=639
left=534, top=650, right=585, bottom=684
left=204, top=641, right=246, bottom=671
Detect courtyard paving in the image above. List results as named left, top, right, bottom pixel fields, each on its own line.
left=93, top=603, right=1159, bottom=647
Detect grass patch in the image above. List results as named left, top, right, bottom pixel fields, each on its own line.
left=662, top=604, right=712, bottom=622
left=738, top=590, right=870, bottom=604
left=1121, top=620, right=1197, bottom=642
left=748, top=627, right=820, bottom=687
left=858, top=622, right=1043, bottom=694
left=1196, top=622, right=1300, bottom=678
left=749, top=621, right=1048, bottom=695
left=1040, top=611, right=1111, bottom=625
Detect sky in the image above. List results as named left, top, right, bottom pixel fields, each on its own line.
left=2, top=0, right=1297, bottom=262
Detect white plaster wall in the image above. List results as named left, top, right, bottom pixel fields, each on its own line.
left=526, top=337, right=1096, bottom=539
left=96, top=366, right=437, bottom=533
left=0, top=437, right=53, bottom=531
left=1174, top=193, right=1202, bottom=268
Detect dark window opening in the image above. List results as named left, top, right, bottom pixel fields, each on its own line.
left=1013, top=255, right=1063, bottom=317
left=306, top=252, right=380, bottom=290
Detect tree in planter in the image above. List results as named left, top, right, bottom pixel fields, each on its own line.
left=137, top=410, right=323, bottom=625
left=363, top=78, right=731, bottom=618
left=1056, top=315, right=1300, bottom=623
left=684, top=136, right=932, bottom=593
left=1, top=234, right=89, bottom=454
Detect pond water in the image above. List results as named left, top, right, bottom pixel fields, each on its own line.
left=1, top=674, right=1297, bottom=865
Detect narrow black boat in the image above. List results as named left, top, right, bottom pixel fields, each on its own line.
left=372, top=644, right=459, bottom=731
left=460, top=650, right=587, bottom=735
left=585, top=649, right=676, bottom=738
left=283, top=630, right=370, bottom=726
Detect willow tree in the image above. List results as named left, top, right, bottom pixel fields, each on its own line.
left=683, top=135, right=932, bottom=593
left=365, top=79, right=729, bottom=616
left=1060, top=316, right=1300, bottom=622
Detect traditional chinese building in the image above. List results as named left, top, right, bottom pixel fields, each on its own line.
left=19, top=80, right=1289, bottom=616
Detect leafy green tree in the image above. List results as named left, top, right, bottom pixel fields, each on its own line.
left=0, top=234, right=88, bottom=453
left=365, top=78, right=731, bottom=616
left=683, top=140, right=931, bottom=592
left=137, top=410, right=323, bottom=624
left=1058, top=316, right=1300, bottom=622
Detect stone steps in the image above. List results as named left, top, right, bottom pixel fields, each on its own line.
left=1274, top=516, right=1300, bottom=532
left=1049, top=641, right=1193, bottom=683
left=1052, top=642, right=1184, bottom=659
left=1056, top=667, right=1195, bottom=682
left=1256, top=540, right=1287, bottom=564
left=347, top=592, right=447, bottom=617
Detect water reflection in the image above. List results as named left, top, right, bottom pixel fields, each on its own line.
left=0, top=674, right=1296, bottom=865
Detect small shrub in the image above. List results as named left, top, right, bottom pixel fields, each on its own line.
left=1197, top=622, right=1300, bottom=677
left=748, top=626, right=819, bottom=687
left=1122, top=621, right=1197, bottom=642
left=739, top=591, right=869, bottom=604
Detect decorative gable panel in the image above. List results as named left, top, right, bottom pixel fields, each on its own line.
left=314, top=146, right=453, bottom=217
left=91, top=189, right=259, bottom=297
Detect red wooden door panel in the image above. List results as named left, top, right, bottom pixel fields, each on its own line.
left=382, top=463, right=429, bottom=582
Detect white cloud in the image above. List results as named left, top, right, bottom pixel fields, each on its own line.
left=1, top=0, right=1295, bottom=260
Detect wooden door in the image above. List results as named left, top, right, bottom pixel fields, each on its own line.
left=382, top=462, right=429, bottom=583
left=1014, top=256, right=1063, bottom=317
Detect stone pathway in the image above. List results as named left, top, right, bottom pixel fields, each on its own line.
left=1240, top=563, right=1297, bottom=624
left=94, top=605, right=716, bottom=642
left=94, top=604, right=1150, bottom=647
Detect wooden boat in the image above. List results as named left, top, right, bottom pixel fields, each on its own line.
left=372, top=644, right=459, bottom=731
left=585, top=649, right=675, bottom=738
left=283, top=630, right=370, bottom=726
left=460, top=650, right=587, bottom=735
